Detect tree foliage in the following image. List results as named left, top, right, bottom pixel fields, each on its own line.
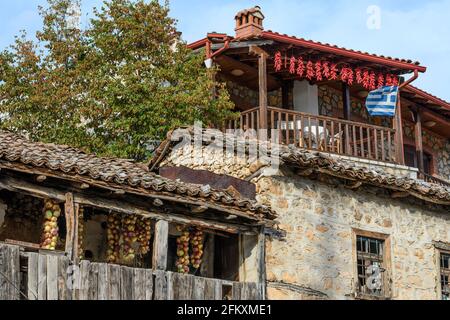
left=0, top=0, right=235, bottom=160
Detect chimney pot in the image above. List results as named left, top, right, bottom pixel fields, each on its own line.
left=235, top=6, right=265, bottom=38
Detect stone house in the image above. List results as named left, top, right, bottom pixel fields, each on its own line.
left=149, top=127, right=450, bottom=300
left=156, top=6, right=450, bottom=300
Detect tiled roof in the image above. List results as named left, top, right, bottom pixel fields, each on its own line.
left=260, top=31, right=426, bottom=72
left=150, top=128, right=450, bottom=207
left=404, top=85, right=450, bottom=111
left=0, top=131, right=275, bottom=220
left=280, top=147, right=450, bottom=206
left=188, top=31, right=426, bottom=73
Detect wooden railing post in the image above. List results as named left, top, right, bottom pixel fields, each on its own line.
left=153, top=220, right=169, bottom=271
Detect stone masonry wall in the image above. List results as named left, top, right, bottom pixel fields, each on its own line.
left=226, top=80, right=285, bottom=109
left=258, top=174, right=449, bottom=300
left=162, top=144, right=450, bottom=300
left=437, top=140, right=450, bottom=181
left=404, top=123, right=450, bottom=181
left=318, top=85, right=392, bottom=128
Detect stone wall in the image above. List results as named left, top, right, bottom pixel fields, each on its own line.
left=318, top=85, right=392, bottom=128
left=404, top=123, right=450, bottom=180
left=225, top=80, right=284, bottom=109
left=437, top=140, right=450, bottom=181
left=258, top=174, right=449, bottom=300
left=162, top=145, right=450, bottom=300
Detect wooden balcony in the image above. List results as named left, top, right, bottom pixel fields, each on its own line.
left=228, top=107, right=398, bottom=164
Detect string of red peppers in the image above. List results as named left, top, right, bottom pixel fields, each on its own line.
left=278, top=51, right=399, bottom=90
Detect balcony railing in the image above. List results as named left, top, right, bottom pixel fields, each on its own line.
left=421, top=172, right=450, bottom=188
left=228, top=106, right=397, bottom=164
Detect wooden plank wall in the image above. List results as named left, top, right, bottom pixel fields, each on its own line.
left=0, top=244, right=263, bottom=301
left=0, top=244, right=20, bottom=300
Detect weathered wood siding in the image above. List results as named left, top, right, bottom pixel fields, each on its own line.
left=0, top=244, right=263, bottom=300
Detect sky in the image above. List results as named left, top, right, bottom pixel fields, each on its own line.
left=0, top=0, right=449, bottom=101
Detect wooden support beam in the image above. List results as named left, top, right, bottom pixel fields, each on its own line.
left=0, top=174, right=258, bottom=235
left=281, top=81, right=292, bottom=109
left=258, top=53, right=268, bottom=132
left=414, top=110, right=424, bottom=175
left=250, top=45, right=269, bottom=133
left=64, top=193, right=75, bottom=261
left=64, top=193, right=80, bottom=264
left=256, top=227, right=266, bottom=300
left=152, top=220, right=169, bottom=271
left=73, top=203, right=80, bottom=265
left=391, top=191, right=409, bottom=199
left=342, top=83, right=351, bottom=121
left=394, top=94, right=405, bottom=165
left=0, top=163, right=270, bottom=225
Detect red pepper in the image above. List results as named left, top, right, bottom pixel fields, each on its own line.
left=385, top=74, right=393, bottom=86
left=369, top=71, right=376, bottom=90
left=377, top=73, right=385, bottom=88
left=315, top=61, right=323, bottom=81
left=355, top=68, right=363, bottom=84
left=297, top=57, right=305, bottom=77
left=274, top=51, right=282, bottom=72
left=362, top=70, right=370, bottom=89
left=322, top=62, right=330, bottom=79
left=330, top=63, right=338, bottom=80
left=392, top=76, right=399, bottom=87
left=340, top=67, right=348, bottom=82
left=306, top=61, right=315, bottom=80
left=347, top=68, right=354, bottom=86
left=289, top=56, right=297, bottom=74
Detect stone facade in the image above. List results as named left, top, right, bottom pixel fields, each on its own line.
left=437, top=141, right=450, bottom=181
left=162, top=144, right=450, bottom=300
left=318, top=85, right=392, bottom=128
left=403, top=123, right=450, bottom=180
left=225, top=80, right=285, bottom=109
left=258, top=174, right=449, bottom=300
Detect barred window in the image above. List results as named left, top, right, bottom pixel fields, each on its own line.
left=441, top=252, right=450, bottom=300
left=356, top=236, right=386, bottom=298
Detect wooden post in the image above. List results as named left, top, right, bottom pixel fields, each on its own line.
left=258, top=53, right=268, bottom=131
left=282, top=81, right=292, bottom=109
left=64, top=193, right=78, bottom=263
left=394, top=95, right=405, bottom=165
left=342, top=83, right=351, bottom=121
left=256, top=227, right=266, bottom=300
left=152, top=220, right=169, bottom=271
left=414, top=109, right=424, bottom=175
left=249, top=46, right=269, bottom=134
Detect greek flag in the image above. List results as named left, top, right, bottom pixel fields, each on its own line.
left=365, top=86, right=399, bottom=117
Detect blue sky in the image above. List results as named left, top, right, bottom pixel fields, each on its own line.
left=1, top=0, right=449, bottom=101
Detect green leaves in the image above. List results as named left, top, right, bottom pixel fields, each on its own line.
left=0, top=0, right=236, bottom=161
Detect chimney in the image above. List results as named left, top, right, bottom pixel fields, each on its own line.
left=235, top=6, right=265, bottom=39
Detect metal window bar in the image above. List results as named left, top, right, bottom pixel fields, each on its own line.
left=440, top=253, right=450, bottom=300
left=356, top=236, right=386, bottom=298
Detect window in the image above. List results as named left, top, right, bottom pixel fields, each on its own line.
left=404, top=145, right=433, bottom=175
left=354, top=233, right=390, bottom=299
left=440, top=252, right=450, bottom=300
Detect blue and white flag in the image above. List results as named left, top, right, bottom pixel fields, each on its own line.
left=365, top=86, right=399, bottom=117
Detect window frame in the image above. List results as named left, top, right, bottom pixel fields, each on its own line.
left=436, top=246, right=450, bottom=301
left=352, top=229, right=392, bottom=300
